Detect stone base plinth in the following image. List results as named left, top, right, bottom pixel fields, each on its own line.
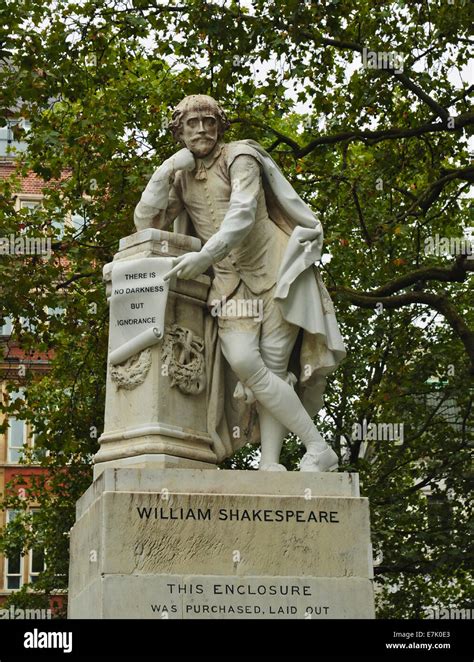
left=68, top=469, right=375, bottom=619
left=93, top=453, right=218, bottom=480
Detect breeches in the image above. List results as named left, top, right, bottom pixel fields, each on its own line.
left=215, top=283, right=299, bottom=381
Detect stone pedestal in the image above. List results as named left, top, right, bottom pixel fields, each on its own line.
left=68, top=468, right=375, bottom=619
left=94, top=229, right=217, bottom=479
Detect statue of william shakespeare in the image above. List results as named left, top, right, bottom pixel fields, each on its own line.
left=134, top=95, right=346, bottom=472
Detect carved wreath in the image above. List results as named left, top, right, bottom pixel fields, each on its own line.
left=161, top=324, right=206, bottom=395
left=110, top=348, right=152, bottom=390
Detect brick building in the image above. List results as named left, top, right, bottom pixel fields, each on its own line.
left=0, top=123, right=61, bottom=609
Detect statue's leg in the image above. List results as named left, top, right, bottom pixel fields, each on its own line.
left=256, top=307, right=298, bottom=470
left=244, top=365, right=337, bottom=471
left=259, top=293, right=338, bottom=473
left=218, top=328, right=286, bottom=470
left=216, top=287, right=337, bottom=471
left=216, top=286, right=288, bottom=470
left=218, top=329, right=337, bottom=471
left=256, top=403, right=287, bottom=469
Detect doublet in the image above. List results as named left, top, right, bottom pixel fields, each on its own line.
left=134, top=141, right=288, bottom=304
left=175, top=143, right=287, bottom=302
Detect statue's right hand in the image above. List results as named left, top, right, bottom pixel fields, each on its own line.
left=170, top=148, right=196, bottom=173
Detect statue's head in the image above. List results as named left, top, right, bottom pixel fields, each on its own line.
left=170, top=94, right=230, bottom=157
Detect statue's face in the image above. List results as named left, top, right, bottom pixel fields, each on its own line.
left=180, top=109, right=219, bottom=157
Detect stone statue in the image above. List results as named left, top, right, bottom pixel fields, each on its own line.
left=133, top=94, right=346, bottom=472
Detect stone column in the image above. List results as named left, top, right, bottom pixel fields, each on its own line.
left=93, top=229, right=217, bottom=479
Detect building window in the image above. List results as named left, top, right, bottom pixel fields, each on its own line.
left=29, top=510, right=45, bottom=583
left=18, top=199, right=41, bottom=233
left=0, top=316, right=13, bottom=336
left=20, top=200, right=41, bottom=212
left=4, top=511, right=24, bottom=590
left=7, top=389, right=27, bottom=463
left=7, top=416, right=27, bottom=463
left=0, top=122, right=28, bottom=156
left=29, top=546, right=45, bottom=584
left=30, top=431, right=49, bottom=462
left=14, top=195, right=42, bottom=216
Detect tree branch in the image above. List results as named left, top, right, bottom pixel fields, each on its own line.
left=232, top=113, right=474, bottom=158
left=55, top=272, right=94, bottom=290
left=370, top=255, right=474, bottom=297
left=230, top=118, right=300, bottom=152
left=394, top=166, right=474, bottom=222
left=330, top=273, right=474, bottom=373
left=297, top=112, right=473, bottom=157
left=314, top=35, right=450, bottom=120
left=351, top=183, right=372, bottom=246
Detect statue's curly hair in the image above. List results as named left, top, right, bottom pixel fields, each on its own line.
left=169, top=94, right=230, bottom=141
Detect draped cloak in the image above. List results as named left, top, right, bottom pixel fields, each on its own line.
left=174, top=139, right=346, bottom=462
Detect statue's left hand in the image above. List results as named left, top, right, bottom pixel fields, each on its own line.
left=162, top=249, right=213, bottom=282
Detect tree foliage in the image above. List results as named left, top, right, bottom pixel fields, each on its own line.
left=0, top=0, right=472, bottom=617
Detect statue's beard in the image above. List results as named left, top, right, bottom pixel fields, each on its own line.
left=186, top=135, right=217, bottom=157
